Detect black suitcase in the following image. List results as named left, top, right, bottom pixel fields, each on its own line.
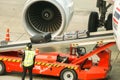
left=30, top=32, right=51, bottom=43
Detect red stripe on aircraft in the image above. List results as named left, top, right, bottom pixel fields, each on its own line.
left=116, top=7, right=120, bottom=12
left=113, top=17, right=118, bottom=24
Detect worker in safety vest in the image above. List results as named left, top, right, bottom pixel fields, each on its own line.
left=21, top=43, right=35, bottom=80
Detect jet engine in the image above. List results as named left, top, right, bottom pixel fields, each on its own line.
left=22, top=0, right=74, bottom=37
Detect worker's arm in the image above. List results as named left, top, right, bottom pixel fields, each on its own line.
left=33, top=56, right=36, bottom=67
left=22, top=53, right=25, bottom=62
left=107, top=0, right=114, bottom=4
left=18, top=50, right=25, bottom=63
left=21, top=51, right=25, bottom=66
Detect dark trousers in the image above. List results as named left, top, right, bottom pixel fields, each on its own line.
left=22, top=66, right=33, bottom=80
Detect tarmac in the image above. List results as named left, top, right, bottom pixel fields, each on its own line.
left=0, top=0, right=120, bottom=80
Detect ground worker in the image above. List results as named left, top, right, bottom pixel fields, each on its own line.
left=21, top=43, right=35, bottom=80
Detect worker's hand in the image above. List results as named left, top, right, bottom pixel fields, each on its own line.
left=106, top=0, right=114, bottom=4
left=20, top=62, right=24, bottom=67
left=18, top=50, right=23, bottom=54
left=88, top=54, right=100, bottom=64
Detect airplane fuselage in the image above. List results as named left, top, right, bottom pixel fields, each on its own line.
left=113, top=0, right=120, bottom=50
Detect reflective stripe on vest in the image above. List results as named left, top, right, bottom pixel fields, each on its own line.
left=23, top=50, right=35, bottom=67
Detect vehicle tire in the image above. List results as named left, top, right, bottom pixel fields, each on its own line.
left=105, top=13, right=113, bottom=30
left=88, top=12, right=99, bottom=32
left=102, top=75, right=111, bottom=80
left=60, top=68, right=78, bottom=80
left=0, top=61, right=6, bottom=75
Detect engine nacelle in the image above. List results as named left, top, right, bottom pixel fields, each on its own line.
left=22, top=0, right=74, bottom=37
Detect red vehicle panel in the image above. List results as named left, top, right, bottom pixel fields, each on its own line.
left=0, top=42, right=115, bottom=80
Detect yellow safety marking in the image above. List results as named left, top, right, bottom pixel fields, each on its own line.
left=8, top=58, right=12, bottom=61
left=97, top=40, right=103, bottom=44
left=16, top=60, right=20, bottom=62
left=3, top=58, right=8, bottom=61
left=34, top=61, right=79, bottom=70
left=35, top=62, right=37, bottom=64
left=55, top=64, right=59, bottom=67
left=12, top=59, right=16, bottom=62
left=70, top=66, right=74, bottom=69
left=71, top=43, right=79, bottom=47
left=36, top=62, right=39, bottom=65
left=56, top=64, right=60, bottom=67
left=0, top=57, right=3, bottom=60
left=48, top=64, right=53, bottom=67
left=53, top=64, right=57, bottom=67
left=67, top=66, right=71, bottom=69
left=37, top=62, right=42, bottom=65
left=45, top=63, right=50, bottom=66
left=74, top=66, right=78, bottom=70
left=71, top=66, right=75, bottom=69
left=0, top=57, right=79, bottom=70
left=41, top=62, right=46, bottom=66
left=0, top=57, right=21, bottom=63
left=59, top=64, right=65, bottom=67
left=52, top=64, right=55, bottom=67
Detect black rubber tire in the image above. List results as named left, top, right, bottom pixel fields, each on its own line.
left=88, top=12, right=99, bottom=32
left=102, top=76, right=111, bottom=80
left=105, top=13, right=113, bottom=30
left=60, top=68, right=78, bottom=80
left=0, top=61, right=6, bottom=75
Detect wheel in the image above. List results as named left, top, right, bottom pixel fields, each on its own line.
left=102, top=75, right=111, bottom=80
left=60, top=69, right=78, bottom=80
left=105, top=13, right=113, bottom=30
left=88, top=12, right=99, bottom=32
left=0, top=61, right=6, bottom=75
left=102, top=65, right=112, bottom=80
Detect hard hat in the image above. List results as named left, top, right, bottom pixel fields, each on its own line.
left=26, top=43, right=32, bottom=49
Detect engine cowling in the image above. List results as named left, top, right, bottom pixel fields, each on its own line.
left=22, top=0, right=74, bottom=37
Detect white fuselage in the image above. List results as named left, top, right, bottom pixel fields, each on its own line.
left=113, top=0, right=120, bottom=50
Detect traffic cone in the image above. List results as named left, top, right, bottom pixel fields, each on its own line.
left=5, top=28, right=10, bottom=42
left=35, top=48, right=39, bottom=55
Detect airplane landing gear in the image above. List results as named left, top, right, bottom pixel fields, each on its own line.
left=88, top=0, right=112, bottom=32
